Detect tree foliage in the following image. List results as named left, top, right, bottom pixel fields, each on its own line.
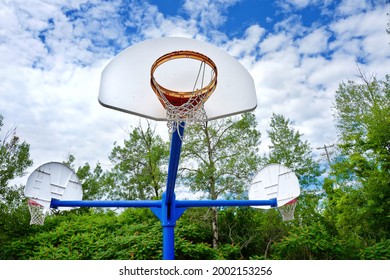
left=2, top=208, right=227, bottom=260
left=0, top=114, right=33, bottom=194
left=63, top=154, right=106, bottom=200
left=330, top=75, right=390, bottom=242
left=180, top=113, right=262, bottom=249
left=181, top=113, right=262, bottom=199
left=266, top=113, right=322, bottom=189
left=106, top=121, right=169, bottom=200
left=0, top=114, right=34, bottom=252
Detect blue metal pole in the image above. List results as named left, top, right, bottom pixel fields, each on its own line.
left=176, top=198, right=277, bottom=208
left=163, top=224, right=175, bottom=260
left=160, top=192, right=177, bottom=260
left=161, top=123, right=185, bottom=260
left=164, top=123, right=185, bottom=206
left=50, top=199, right=162, bottom=208
left=51, top=198, right=277, bottom=209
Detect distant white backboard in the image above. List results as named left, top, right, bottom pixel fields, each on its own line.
left=98, top=37, right=257, bottom=121
left=248, top=164, right=300, bottom=209
left=24, top=162, right=83, bottom=210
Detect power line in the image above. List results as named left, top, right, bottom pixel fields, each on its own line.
left=316, top=144, right=335, bottom=166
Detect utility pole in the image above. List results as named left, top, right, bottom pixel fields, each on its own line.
left=316, top=144, right=335, bottom=166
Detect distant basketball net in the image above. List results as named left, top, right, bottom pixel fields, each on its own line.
left=150, top=50, right=217, bottom=136
left=278, top=198, right=298, bottom=221
left=27, top=199, right=47, bottom=225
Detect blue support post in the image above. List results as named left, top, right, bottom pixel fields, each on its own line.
left=161, top=123, right=185, bottom=260
left=164, top=123, right=185, bottom=206
left=150, top=193, right=186, bottom=260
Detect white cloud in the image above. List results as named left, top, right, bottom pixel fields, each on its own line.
left=329, top=4, right=390, bottom=74
left=182, top=0, right=239, bottom=29
left=277, top=0, right=321, bottom=10
left=336, top=0, right=375, bottom=16
left=284, top=0, right=311, bottom=9
left=1, top=0, right=389, bottom=188
left=297, top=28, right=330, bottom=55
left=224, top=24, right=265, bottom=66
left=259, top=32, right=292, bottom=53
left=249, top=1, right=390, bottom=155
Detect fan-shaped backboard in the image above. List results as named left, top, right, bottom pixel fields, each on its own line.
left=24, top=162, right=83, bottom=210
left=98, top=37, right=257, bottom=121
left=248, top=164, right=300, bottom=209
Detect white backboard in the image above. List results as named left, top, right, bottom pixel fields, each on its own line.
left=25, top=162, right=83, bottom=210
left=98, top=37, right=257, bottom=121
left=248, top=164, right=300, bottom=209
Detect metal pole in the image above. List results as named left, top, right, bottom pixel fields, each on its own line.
left=162, top=225, right=175, bottom=260
left=162, top=123, right=185, bottom=260
left=51, top=199, right=161, bottom=208
left=165, top=123, right=185, bottom=205
left=176, top=198, right=277, bottom=208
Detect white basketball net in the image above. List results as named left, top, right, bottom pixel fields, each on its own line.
left=150, top=50, right=217, bottom=138
left=278, top=199, right=297, bottom=221
left=27, top=199, right=47, bottom=225
left=157, top=89, right=208, bottom=136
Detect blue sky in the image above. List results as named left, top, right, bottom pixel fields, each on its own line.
left=1, top=0, right=390, bottom=187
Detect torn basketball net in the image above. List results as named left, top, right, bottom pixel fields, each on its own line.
left=150, top=50, right=217, bottom=136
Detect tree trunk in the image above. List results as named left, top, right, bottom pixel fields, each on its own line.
left=211, top=206, right=218, bottom=249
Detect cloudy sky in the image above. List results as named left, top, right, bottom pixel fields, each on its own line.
left=1, top=0, right=390, bottom=183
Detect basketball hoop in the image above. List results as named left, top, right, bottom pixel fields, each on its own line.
left=150, top=50, right=217, bottom=136
left=278, top=198, right=297, bottom=221
left=27, top=199, right=47, bottom=225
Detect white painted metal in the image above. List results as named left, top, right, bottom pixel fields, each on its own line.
left=248, top=164, right=300, bottom=209
left=24, top=162, right=83, bottom=210
left=98, top=37, right=257, bottom=121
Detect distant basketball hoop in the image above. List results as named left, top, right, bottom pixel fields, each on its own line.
left=248, top=164, right=300, bottom=222
left=150, top=50, right=218, bottom=135
left=24, top=162, right=83, bottom=226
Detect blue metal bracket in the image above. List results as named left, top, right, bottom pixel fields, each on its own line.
left=150, top=193, right=187, bottom=260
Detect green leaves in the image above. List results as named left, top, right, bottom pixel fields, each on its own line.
left=0, top=114, right=33, bottom=191
left=181, top=113, right=262, bottom=199
left=107, top=121, right=169, bottom=200
left=266, top=113, right=322, bottom=190
left=271, top=222, right=343, bottom=260
left=330, top=75, right=390, bottom=242
left=0, top=114, right=34, bottom=252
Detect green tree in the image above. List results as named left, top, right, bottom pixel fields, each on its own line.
left=330, top=74, right=390, bottom=242
left=0, top=114, right=33, bottom=249
left=255, top=113, right=326, bottom=259
left=218, top=206, right=287, bottom=259
left=63, top=154, right=107, bottom=201
left=106, top=121, right=169, bottom=200
left=266, top=113, right=322, bottom=189
left=76, top=162, right=106, bottom=200
left=265, top=113, right=323, bottom=229
left=0, top=114, right=33, bottom=192
left=180, top=113, right=262, bottom=249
